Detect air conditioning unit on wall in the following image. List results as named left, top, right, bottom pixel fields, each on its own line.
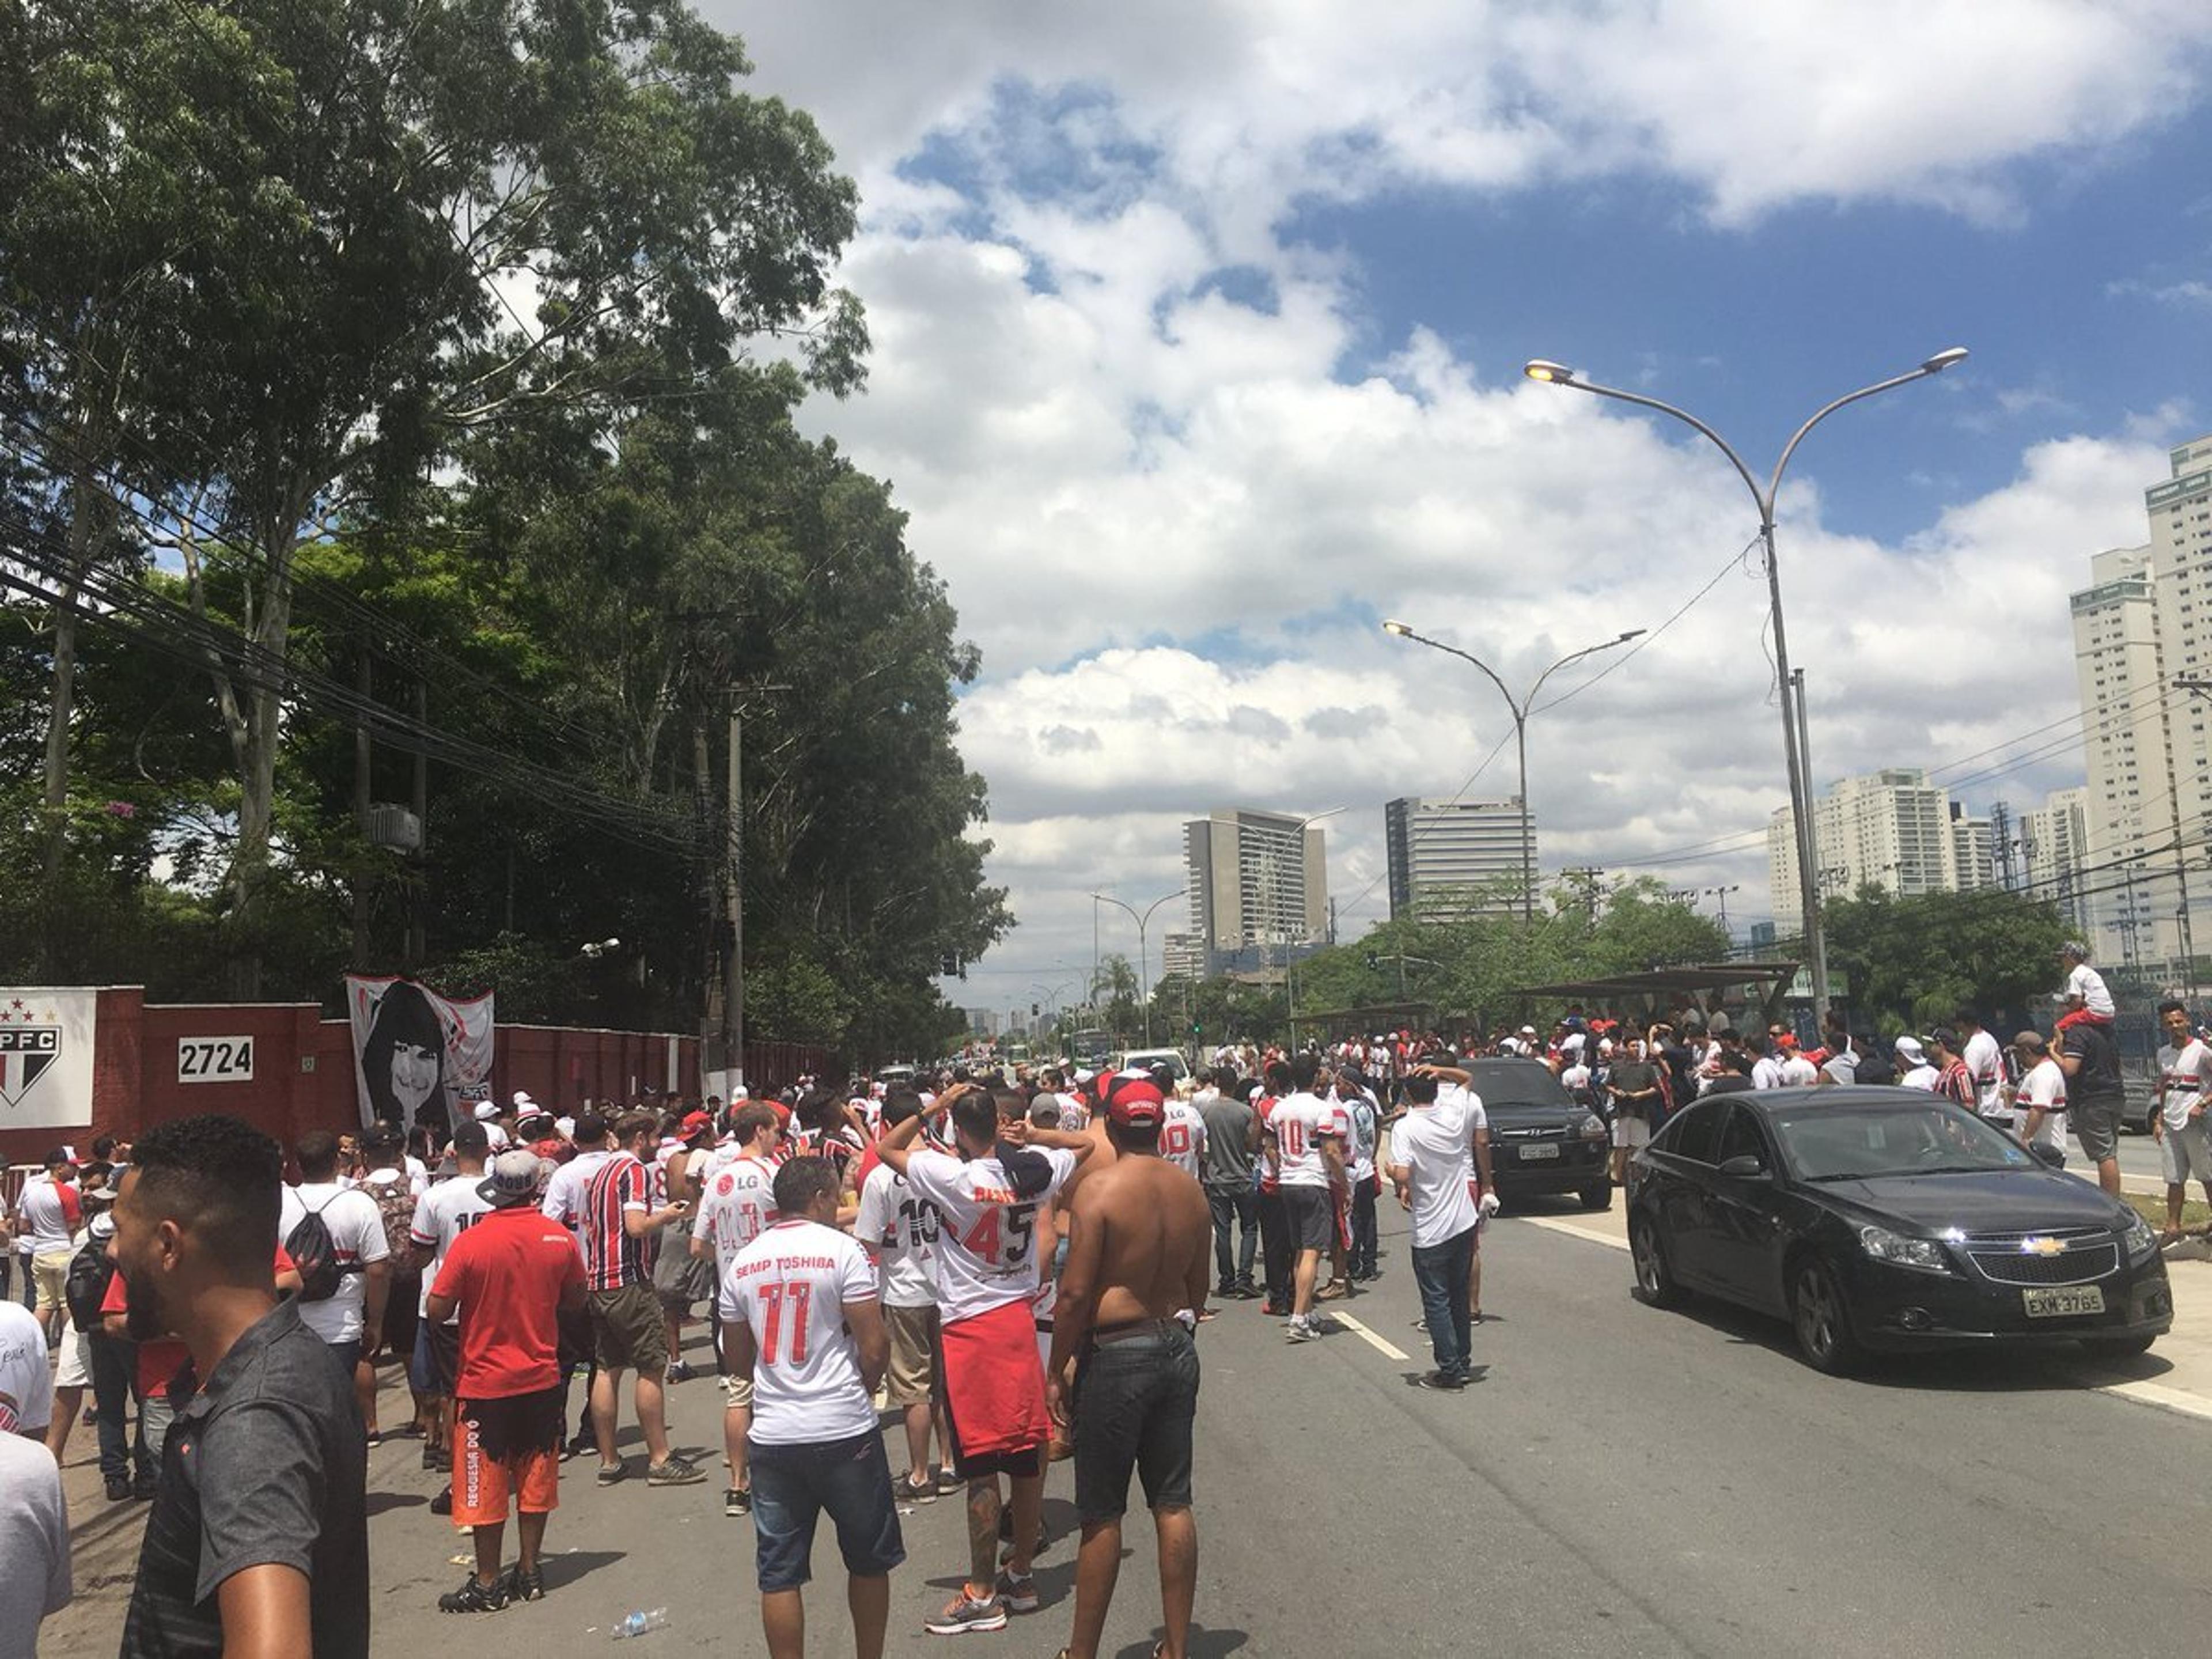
left=366, top=803, right=422, bottom=851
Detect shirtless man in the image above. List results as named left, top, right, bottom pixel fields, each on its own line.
left=1046, top=1074, right=1211, bottom=1659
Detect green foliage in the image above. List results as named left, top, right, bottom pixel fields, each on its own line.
left=1822, top=886, right=2068, bottom=1032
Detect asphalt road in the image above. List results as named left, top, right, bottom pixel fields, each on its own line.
left=39, top=1199, right=2212, bottom=1658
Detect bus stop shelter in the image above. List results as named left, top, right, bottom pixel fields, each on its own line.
left=1508, top=961, right=1803, bottom=1027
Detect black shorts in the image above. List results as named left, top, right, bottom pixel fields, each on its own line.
left=1281, top=1187, right=1334, bottom=1254
left=1072, top=1324, right=1199, bottom=1524
left=455, top=1384, right=565, bottom=1461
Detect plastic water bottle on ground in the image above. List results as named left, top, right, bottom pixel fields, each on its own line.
left=611, top=1607, right=670, bottom=1640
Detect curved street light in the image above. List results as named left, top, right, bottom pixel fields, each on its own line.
left=1382, top=623, right=1644, bottom=922
left=1088, top=887, right=1187, bottom=1046
left=1520, top=346, right=1968, bottom=1022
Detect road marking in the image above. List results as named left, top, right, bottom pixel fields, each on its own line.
left=1331, top=1310, right=1410, bottom=1361
left=1518, top=1214, right=1630, bottom=1253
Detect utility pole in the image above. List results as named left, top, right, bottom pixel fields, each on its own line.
left=726, top=701, right=744, bottom=1088
left=407, top=677, right=427, bottom=968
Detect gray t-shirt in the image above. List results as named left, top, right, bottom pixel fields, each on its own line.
left=121, top=1297, right=369, bottom=1659
left=0, top=1429, right=70, bottom=1659
left=1198, top=1092, right=1257, bottom=1188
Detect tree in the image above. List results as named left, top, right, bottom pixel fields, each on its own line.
left=1823, top=886, right=2067, bottom=1033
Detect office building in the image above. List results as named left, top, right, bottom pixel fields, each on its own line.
left=1183, top=808, right=1330, bottom=961
left=1384, top=796, right=1532, bottom=919
left=1159, top=932, right=1207, bottom=984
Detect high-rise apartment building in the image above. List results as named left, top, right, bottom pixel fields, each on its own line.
left=1768, top=768, right=1959, bottom=934
left=1183, top=809, right=1330, bottom=959
left=2019, top=786, right=2093, bottom=935
left=1383, top=796, right=1532, bottom=918
left=2065, top=436, right=2212, bottom=972
left=1949, top=804, right=1995, bottom=894
left=1159, top=932, right=1207, bottom=984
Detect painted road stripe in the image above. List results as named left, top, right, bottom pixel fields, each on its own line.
left=1332, top=1310, right=1411, bottom=1361
left=1520, top=1214, right=1629, bottom=1253
left=1520, top=1215, right=2212, bottom=1427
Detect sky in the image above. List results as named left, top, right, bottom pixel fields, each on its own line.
left=712, top=0, right=2212, bottom=1012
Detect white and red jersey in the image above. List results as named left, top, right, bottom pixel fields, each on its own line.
left=581, top=1152, right=657, bottom=1291
left=1160, top=1099, right=1207, bottom=1179
left=1270, top=1091, right=1339, bottom=1189
left=853, top=1162, right=940, bottom=1309
left=695, top=1153, right=777, bottom=1283
left=900, top=1146, right=1078, bottom=1324
left=721, top=1219, right=880, bottom=1446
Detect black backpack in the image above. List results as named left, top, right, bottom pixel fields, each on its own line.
left=65, top=1233, right=116, bottom=1330
left=284, top=1192, right=346, bottom=1302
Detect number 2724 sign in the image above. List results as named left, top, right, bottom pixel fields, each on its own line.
left=178, top=1037, right=254, bottom=1084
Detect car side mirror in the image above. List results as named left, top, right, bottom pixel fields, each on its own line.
left=2027, top=1141, right=2065, bottom=1169
left=1717, top=1154, right=1769, bottom=1180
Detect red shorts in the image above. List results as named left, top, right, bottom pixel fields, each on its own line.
left=939, top=1300, right=1050, bottom=1478
left=452, top=1386, right=563, bottom=1527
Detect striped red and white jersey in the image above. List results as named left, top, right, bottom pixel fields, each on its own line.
left=581, top=1151, right=657, bottom=1291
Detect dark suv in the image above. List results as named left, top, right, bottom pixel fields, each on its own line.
left=1462, top=1058, right=1613, bottom=1211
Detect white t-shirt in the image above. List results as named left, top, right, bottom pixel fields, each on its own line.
left=695, top=1154, right=777, bottom=1285
left=0, top=1427, right=70, bottom=1647
left=1270, top=1092, right=1339, bottom=1188
left=1751, top=1056, right=1786, bottom=1091
left=0, top=1301, right=54, bottom=1434
left=1779, top=1055, right=1819, bottom=1087
left=722, top=1219, right=880, bottom=1446
left=2066, top=963, right=2115, bottom=1018
left=1339, top=1092, right=1380, bottom=1183
left=540, top=1147, right=616, bottom=1249
left=1055, top=1094, right=1090, bottom=1133
left=2156, top=1039, right=2212, bottom=1133
left=409, top=1175, right=493, bottom=1319
left=1961, top=1031, right=2006, bottom=1115
left=1560, top=1062, right=1593, bottom=1100
left=901, top=1146, right=1078, bottom=1324
left=1389, top=1085, right=1488, bottom=1248
left=2018, top=1057, right=2069, bottom=1153
left=1898, top=1063, right=1941, bottom=1092
left=278, top=1181, right=391, bottom=1345
left=1160, top=1099, right=1209, bottom=1179
left=853, top=1163, right=940, bottom=1309
left=14, top=1179, right=78, bottom=1257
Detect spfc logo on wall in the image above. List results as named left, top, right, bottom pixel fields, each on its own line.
left=0, top=1003, right=62, bottom=1110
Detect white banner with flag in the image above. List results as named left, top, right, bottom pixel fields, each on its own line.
left=344, top=975, right=495, bottom=1132
left=0, top=988, right=97, bottom=1132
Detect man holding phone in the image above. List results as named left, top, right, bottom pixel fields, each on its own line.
left=581, top=1111, right=703, bottom=1486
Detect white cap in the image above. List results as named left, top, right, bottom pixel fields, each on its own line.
left=555, top=1116, right=575, bottom=1140
left=1895, top=1036, right=1927, bottom=1062
left=732, top=1086, right=749, bottom=1100
left=1074, top=1068, right=1095, bottom=1083
left=1518, top=1025, right=1537, bottom=1036
left=472, top=1099, right=502, bottom=1122
left=510, top=1090, right=535, bottom=1110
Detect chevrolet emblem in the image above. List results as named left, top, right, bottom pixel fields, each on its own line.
left=2019, top=1236, right=2067, bottom=1257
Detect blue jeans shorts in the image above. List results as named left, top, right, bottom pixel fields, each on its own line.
left=748, top=1430, right=906, bottom=1593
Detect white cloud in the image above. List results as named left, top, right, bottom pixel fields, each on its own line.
left=686, top=4, right=2212, bottom=995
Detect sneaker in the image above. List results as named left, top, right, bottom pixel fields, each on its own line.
left=1416, top=1369, right=1468, bottom=1391
left=995, top=1571, right=1041, bottom=1615
left=437, top=1574, right=509, bottom=1615
left=131, top=1472, right=159, bottom=1501
left=934, top=1465, right=965, bottom=1496
left=421, top=1444, right=442, bottom=1471
left=1411, top=1317, right=1428, bottom=1332
left=430, top=1486, right=453, bottom=1517
left=646, top=1456, right=705, bottom=1486
left=104, top=1476, right=131, bottom=1503
left=1315, top=1281, right=1347, bottom=1302
left=725, top=1486, right=752, bottom=1517
left=925, top=1590, right=1009, bottom=1636
left=665, top=1360, right=694, bottom=1384
left=897, top=1472, right=937, bottom=1505
left=595, top=1461, right=627, bottom=1486
left=503, top=1563, right=545, bottom=1603
left=1233, top=1280, right=1262, bottom=1299
left=1285, top=1317, right=1318, bottom=1343
left=998, top=1527, right=1048, bottom=1564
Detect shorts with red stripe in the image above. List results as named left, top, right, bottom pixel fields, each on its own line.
left=938, top=1299, right=1049, bottom=1481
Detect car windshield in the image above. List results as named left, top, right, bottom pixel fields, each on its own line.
left=1769, top=1099, right=2036, bottom=1181
left=1465, top=1060, right=1573, bottom=1108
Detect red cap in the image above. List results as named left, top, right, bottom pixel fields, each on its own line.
left=1103, top=1074, right=1165, bottom=1128
left=679, top=1110, right=715, bottom=1141
left=1778, top=1034, right=1798, bottom=1051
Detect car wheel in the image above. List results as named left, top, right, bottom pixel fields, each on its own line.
left=2079, top=1333, right=2156, bottom=1361
left=1790, top=1256, right=1863, bottom=1375
left=1579, top=1180, right=1613, bottom=1212
left=1629, top=1215, right=1677, bottom=1307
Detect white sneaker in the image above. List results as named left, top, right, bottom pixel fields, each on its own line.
left=1285, top=1317, right=1317, bottom=1343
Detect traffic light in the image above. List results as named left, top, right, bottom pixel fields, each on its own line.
left=938, top=952, right=963, bottom=978
left=1191, top=1021, right=1202, bottom=1037
left=1365, top=950, right=1378, bottom=970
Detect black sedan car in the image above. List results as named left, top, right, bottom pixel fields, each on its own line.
left=1625, top=1086, right=2172, bottom=1373
left=1464, top=1058, right=1613, bottom=1211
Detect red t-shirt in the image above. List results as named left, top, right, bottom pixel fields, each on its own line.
left=430, top=1203, right=584, bottom=1398
left=104, top=1244, right=297, bottom=1398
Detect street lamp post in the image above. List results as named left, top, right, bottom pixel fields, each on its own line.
left=1088, top=888, right=1186, bottom=1047
left=1382, top=623, right=1644, bottom=923
left=1522, top=346, right=1968, bottom=1025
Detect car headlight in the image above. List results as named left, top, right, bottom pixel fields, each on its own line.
left=2123, top=1210, right=2160, bottom=1264
left=1857, top=1224, right=1953, bottom=1275
left=1578, top=1113, right=1607, bottom=1139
